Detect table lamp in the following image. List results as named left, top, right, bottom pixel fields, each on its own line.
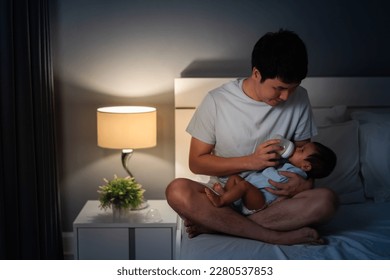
left=97, top=106, right=157, bottom=207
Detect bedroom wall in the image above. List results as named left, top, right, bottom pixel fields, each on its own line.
left=51, top=0, right=390, bottom=232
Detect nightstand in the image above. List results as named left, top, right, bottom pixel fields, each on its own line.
left=73, top=200, right=179, bottom=260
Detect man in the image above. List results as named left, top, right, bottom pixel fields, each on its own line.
left=165, top=29, right=338, bottom=245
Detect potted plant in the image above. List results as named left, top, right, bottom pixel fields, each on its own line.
left=97, top=175, right=145, bottom=216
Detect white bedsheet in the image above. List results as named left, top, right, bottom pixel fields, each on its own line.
left=179, top=201, right=390, bottom=260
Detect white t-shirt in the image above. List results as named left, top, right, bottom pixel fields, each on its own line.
left=187, top=78, right=317, bottom=160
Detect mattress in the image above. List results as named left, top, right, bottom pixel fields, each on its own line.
left=179, top=201, right=390, bottom=260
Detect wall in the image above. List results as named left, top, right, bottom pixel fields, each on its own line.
left=51, top=0, right=390, bottom=232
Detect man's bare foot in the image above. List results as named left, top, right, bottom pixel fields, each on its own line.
left=271, top=227, right=325, bottom=245
left=184, top=218, right=216, bottom=238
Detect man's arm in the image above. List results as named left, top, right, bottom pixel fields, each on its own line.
left=188, top=137, right=282, bottom=177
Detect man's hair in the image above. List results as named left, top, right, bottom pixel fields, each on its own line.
left=305, top=142, right=337, bottom=179
left=251, top=29, right=308, bottom=84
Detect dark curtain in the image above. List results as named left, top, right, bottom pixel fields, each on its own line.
left=0, top=0, right=63, bottom=259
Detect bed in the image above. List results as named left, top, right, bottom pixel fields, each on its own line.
left=174, top=77, right=390, bottom=260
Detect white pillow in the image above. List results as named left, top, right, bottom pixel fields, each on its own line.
left=351, top=111, right=390, bottom=203
left=313, top=105, right=349, bottom=127
left=312, top=120, right=366, bottom=204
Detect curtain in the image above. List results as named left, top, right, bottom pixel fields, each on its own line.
left=0, top=0, right=63, bottom=259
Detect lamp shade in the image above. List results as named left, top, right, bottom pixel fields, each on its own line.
left=97, top=106, right=156, bottom=149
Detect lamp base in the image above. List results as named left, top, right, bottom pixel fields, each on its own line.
left=121, top=149, right=134, bottom=177
left=121, top=149, right=148, bottom=211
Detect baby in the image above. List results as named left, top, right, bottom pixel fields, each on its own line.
left=205, top=141, right=337, bottom=215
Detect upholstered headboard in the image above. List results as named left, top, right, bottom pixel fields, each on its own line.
left=174, top=77, right=390, bottom=189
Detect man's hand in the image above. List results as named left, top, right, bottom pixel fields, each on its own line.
left=266, top=171, right=313, bottom=197
left=248, top=139, right=283, bottom=170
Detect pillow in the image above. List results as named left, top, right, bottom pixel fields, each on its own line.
left=312, top=120, right=366, bottom=204
left=351, top=111, right=390, bottom=203
left=312, top=105, right=349, bottom=127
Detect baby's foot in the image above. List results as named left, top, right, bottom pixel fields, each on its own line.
left=204, top=188, right=224, bottom=207
left=213, top=183, right=225, bottom=194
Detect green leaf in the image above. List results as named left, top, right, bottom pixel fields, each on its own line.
left=97, top=175, right=145, bottom=210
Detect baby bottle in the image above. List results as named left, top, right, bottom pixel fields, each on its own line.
left=272, top=134, right=295, bottom=158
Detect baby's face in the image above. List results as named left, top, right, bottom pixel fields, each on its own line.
left=288, top=142, right=317, bottom=168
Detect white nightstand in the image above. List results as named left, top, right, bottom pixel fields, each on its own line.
left=73, top=200, right=179, bottom=260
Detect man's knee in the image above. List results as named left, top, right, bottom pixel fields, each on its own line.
left=311, top=188, right=338, bottom=223
left=318, top=188, right=338, bottom=209
left=166, top=178, right=185, bottom=201
left=166, top=178, right=185, bottom=214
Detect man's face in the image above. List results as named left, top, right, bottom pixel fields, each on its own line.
left=253, top=70, right=300, bottom=106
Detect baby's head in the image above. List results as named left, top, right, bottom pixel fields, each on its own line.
left=288, top=142, right=337, bottom=179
